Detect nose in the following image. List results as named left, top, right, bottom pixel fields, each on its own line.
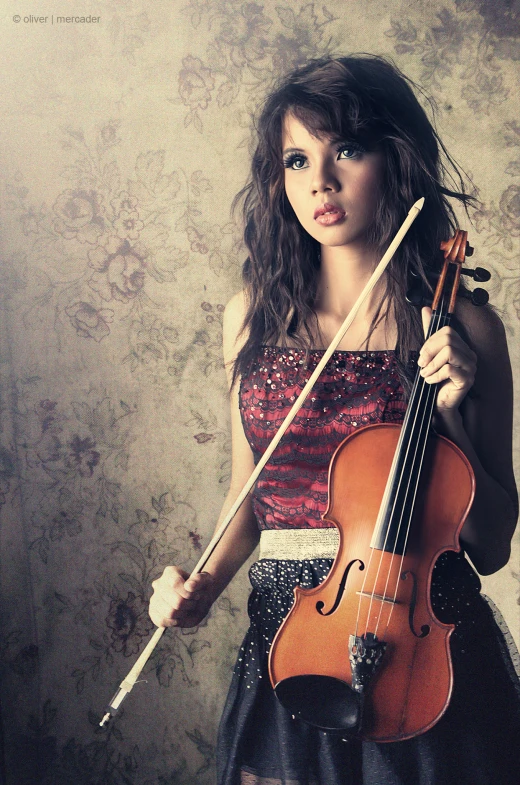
left=311, top=159, right=340, bottom=194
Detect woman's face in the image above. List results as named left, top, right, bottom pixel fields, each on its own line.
left=282, top=113, right=385, bottom=252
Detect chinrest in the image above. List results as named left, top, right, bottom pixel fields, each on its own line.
left=274, top=675, right=362, bottom=733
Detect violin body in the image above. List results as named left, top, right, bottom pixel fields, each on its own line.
left=268, top=423, right=475, bottom=742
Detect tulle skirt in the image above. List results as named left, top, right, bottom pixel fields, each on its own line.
left=217, top=553, right=520, bottom=785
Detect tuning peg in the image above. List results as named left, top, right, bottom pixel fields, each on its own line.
left=470, top=288, right=489, bottom=306
left=465, top=244, right=474, bottom=257
left=473, top=267, right=490, bottom=282
left=461, top=266, right=490, bottom=282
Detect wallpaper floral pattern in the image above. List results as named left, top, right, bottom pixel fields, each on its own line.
left=0, top=1, right=518, bottom=783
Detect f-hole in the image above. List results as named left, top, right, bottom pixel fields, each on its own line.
left=316, top=559, right=365, bottom=616
left=402, top=570, right=430, bottom=638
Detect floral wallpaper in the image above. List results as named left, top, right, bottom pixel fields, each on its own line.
left=0, top=0, right=518, bottom=783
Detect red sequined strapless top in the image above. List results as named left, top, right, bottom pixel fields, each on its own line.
left=239, top=347, right=408, bottom=530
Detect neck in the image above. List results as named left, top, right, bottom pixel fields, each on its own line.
left=316, top=243, right=384, bottom=318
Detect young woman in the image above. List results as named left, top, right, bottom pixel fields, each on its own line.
left=149, top=56, right=520, bottom=784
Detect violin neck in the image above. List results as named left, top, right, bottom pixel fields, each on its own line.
left=370, top=307, right=452, bottom=554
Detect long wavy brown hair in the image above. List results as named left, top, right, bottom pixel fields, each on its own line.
left=232, top=55, right=475, bottom=391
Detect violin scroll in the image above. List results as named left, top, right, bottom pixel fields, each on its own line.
left=406, top=233, right=490, bottom=308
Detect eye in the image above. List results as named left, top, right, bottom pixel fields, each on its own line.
left=283, top=153, right=308, bottom=170
left=337, top=143, right=365, bottom=160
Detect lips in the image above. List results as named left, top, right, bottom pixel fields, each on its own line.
left=314, top=202, right=346, bottom=226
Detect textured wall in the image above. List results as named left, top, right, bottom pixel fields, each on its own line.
left=0, top=1, right=518, bottom=783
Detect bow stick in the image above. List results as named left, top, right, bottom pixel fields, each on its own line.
left=99, top=197, right=424, bottom=727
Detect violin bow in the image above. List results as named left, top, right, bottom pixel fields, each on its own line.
left=99, top=197, right=425, bottom=727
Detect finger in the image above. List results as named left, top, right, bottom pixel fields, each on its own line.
left=164, top=565, right=190, bottom=583
left=184, top=571, right=214, bottom=598
left=420, top=363, right=472, bottom=388
left=160, top=566, right=202, bottom=600
left=151, top=595, right=208, bottom=629
left=418, top=325, right=454, bottom=362
left=418, top=328, right=475, bottom=370
left=150, top=594, right=196, bottom=627
left=150, top=585, right=199, bottom=625
left=149, top=599, right=180, bottom=628
left=421, top=306, right=432, bottom=340
left=157, top=566, right=191, bottom=592
left=160, top=584, right=202, bottom=614
left=418, top=323, right=451, bottom=367
left=419, top=344, right=476, bottom=379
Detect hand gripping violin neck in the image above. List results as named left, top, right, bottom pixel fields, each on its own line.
left=268, top=231, right=487, bottom=742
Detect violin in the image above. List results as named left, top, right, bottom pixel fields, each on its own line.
left=268, top=230, right=489, bottom=742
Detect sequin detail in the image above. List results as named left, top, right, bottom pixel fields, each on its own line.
left=240, top=348, right=407, bottom=531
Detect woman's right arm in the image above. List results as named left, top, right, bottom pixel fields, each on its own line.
left=149, top=291, right=260, bottom=628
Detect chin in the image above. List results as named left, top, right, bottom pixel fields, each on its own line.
left=316, top=229, right=371, bottom=249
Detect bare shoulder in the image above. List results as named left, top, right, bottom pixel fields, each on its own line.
left=455, top=298, right=510, bottom=374
left=224, top=289, right=248, bottom=331
left=454, top=298, right=514, bottom=458
left=223, top=290, right=249, bottom=381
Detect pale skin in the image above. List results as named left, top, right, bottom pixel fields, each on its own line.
left=149, top=113, right=518, bottom=629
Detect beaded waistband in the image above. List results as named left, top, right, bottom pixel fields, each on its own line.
left=258, top=528, right=340, bottom=561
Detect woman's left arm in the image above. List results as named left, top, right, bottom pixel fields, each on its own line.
left=418, top=300, right=518, bottom=575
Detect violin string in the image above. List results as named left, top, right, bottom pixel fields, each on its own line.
left=376, top=310, right=442, bottom=639
left=370, top=360, right=433, bottom=635
left=389, top=303, right=452, bottom=596
left=378, top=306, right=446, bottom=637
left=379, top=233, right=465, bottom=635
left=349, top=288, right=441, bottom=640
left=359, top=352, right=431, bottom=639
left=355, top=378, right=423, bottom=638
left=378, top=305, right=449, bottom=640
left=382, top=356, right=441, bottom=637
left=382, top=325, right=446, bottom=638
left=354, top=535, right=380, bottom=637
left=361, top=362, right=429, bottom=639
left=359, top=234, right=462, bottom=644
left=371, top=302, right=447, bottom=639
left=355, top=242, right=457, bottom=641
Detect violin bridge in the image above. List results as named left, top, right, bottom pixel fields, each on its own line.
left=356, top=591, right=399, bottom=605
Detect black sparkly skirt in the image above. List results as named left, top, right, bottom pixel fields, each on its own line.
left=216, top=552, right=520, bottom=785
